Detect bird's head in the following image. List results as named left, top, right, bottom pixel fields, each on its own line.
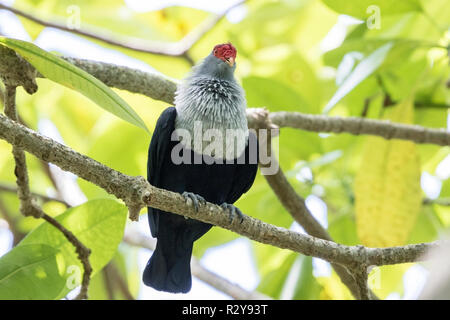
left=192, top=43, right=238, bottom=80
left=212, top=43, right=237, bottom=67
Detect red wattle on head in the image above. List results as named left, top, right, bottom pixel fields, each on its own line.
left=213, top=43, right=237, bottom=61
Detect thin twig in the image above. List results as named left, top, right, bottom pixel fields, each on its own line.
left=1, top=85, right=91, bottom=299
left=3, top=85, right=41, bottom=218
left=0, top=85, right=4, bottom=104
left=423, top=197, right=450, bottom=206
left=0, top=183, right=70, bottom=207
left=104, top=263, right=135, bottom=300
left=0, top=1, right=246, bottom=62
left=102, top=266, right=116, bottom=300
left=41, top=213, right=92, bottom=300
left=15, top=114, right=65, bottom=200
left=0, top=197, right=26, bottom=245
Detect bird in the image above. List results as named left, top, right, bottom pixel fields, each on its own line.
left=143, top=43, right=258, bottom=293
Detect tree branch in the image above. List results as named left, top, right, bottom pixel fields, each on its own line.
left=0, top=1, right=246, bottom=63
left=261, top=156, right=368, bottom=299
left=0, top=183, right=70, bottom=207
left=61, top=57, right=178, bottom=105
left=1, top=84, right=91, bottom=299
left=352, top=265, right=370, bottom=300
left=3, top=85, right=42, bottom=219
left=102, top=266, right=116, bottom=300
left=1, top=40, right=449, bottom=299
left=0, top=113, right=446, bottom=271
left=423, top=197, right=450, bottom=206
left=45, top=57, right=450, bottom=146
left=1, top=49, right=447, bottom=146
left=0, top=85, right=4, bottom=104
left=41, top=213, right=92, bottom=300
left=269, top=112, right=450, bottom=147
left=0, top=197, right=26, bottom=245
left=103, top=262, right=135, bottom=300
left=247, top=108, right=375, bottom=299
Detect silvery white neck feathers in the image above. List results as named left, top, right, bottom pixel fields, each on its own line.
left=174, top=54, right=248, bottom=161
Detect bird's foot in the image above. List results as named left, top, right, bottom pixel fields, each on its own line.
left=182, top=192, right=206, bottom=212
left=220, top=203, right=244, bottom=224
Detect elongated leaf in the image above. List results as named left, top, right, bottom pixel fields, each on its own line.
left=19, top=199, right=128, bottom=299
left=257, top=251, right=297, bottom=298
left=292, top=256, right=322, bottom=300
left=0, top=244, right=65, bottom=299
left=323, top=42, right=393, bottom=113
left=354, top=97, right=422, bottom=247
left=0, top=37, right=149, bottom=132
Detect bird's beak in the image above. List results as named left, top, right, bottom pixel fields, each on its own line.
left=225, top=56, right=235, bottom=67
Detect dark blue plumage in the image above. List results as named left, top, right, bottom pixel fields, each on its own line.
left=143, top=43, right=258, bottom=293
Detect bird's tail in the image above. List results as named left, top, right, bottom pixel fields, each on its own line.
left=143, top=234, right=193, bottom=293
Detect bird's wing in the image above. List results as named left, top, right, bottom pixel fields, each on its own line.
left=147, top=107, right=177, bottom=238
left=226, top=131, right=259, bottom=204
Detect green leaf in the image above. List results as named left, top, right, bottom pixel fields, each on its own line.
left=0, top=37, right=149, bottom=133
left=0, top=244, right=65, bottom=299
left=243, top=76, right=322, bottom=162
left=441, top=179, right=450, bottom=198
left=323, top=39, right=387, bottom=68
left=292, top=256, right=322, bottom=300
left=19, top=199, right=128, bottom=299
left=408, top=207, right=440, bottom=243
left=243, top=76, right=311, bottom=113
left=434, top=204, right=450, bottom=228
left=323, top=42, right=393, bottom=114
left=322, top=0, right=422, bottom=19
left=328, top=213, right=359, bottom=246
left=257, top=251, right=297, bottom=298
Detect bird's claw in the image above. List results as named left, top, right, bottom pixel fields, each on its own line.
left=220, top=203, right=244, bottom=224
left=182, top=192, right=206, bottom=212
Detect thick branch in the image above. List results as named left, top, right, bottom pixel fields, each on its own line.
left=269, top=112, right=450, bottom=146
left=61, top=57, right=178, bottom=105
left=0, top=46, right=37, bottom=94
left=249, top=109, right=371, bottom=299
left=1, top=50, right=447, bottom=146
left=54, top=58, right=450, bottom=147
left=262, top=157, right=367, bottom=298
left=0, top=113, right=446, bottom=269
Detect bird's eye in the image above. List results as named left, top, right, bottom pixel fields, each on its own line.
left=213, top=49, right=217, bottom=55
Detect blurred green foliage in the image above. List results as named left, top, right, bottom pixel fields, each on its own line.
left=0, top=0, right=449, bottom=300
